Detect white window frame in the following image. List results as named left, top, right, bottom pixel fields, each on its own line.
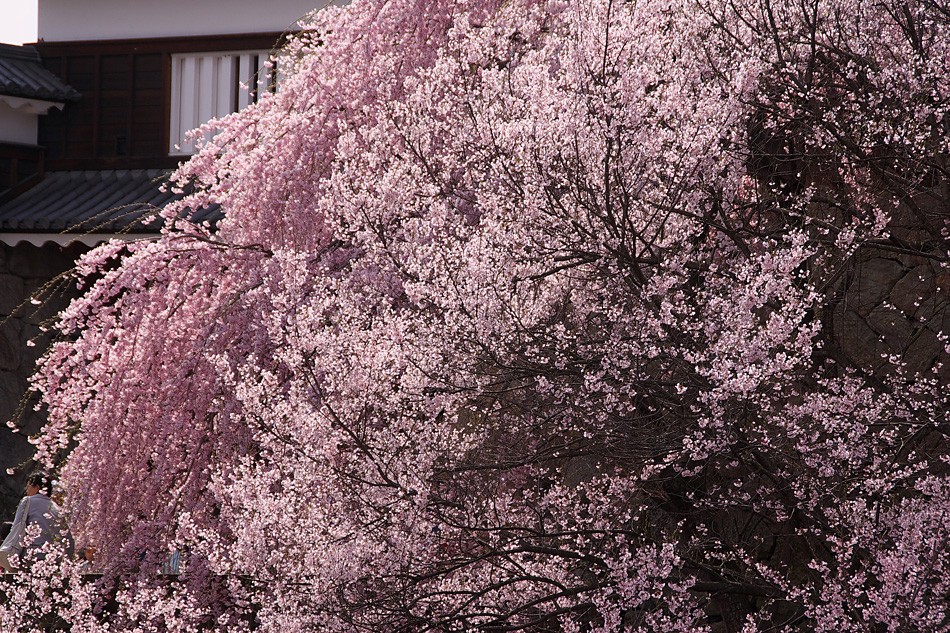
left=169, top=50, right=277, bottom=155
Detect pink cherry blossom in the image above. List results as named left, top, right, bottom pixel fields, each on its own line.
left=6, top=0, right=949, bottom=630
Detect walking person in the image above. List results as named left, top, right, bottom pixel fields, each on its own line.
left=0, top=473, right=66, bottom=572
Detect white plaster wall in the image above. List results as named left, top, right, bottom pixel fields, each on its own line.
left=0, top=103, right=38, bottom=145
left=38, top=0, right=332, bottom=42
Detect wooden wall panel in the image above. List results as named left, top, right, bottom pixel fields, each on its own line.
left=36, top=33, right=284, bottom=170
left=132, top=54, right=164, bottom=158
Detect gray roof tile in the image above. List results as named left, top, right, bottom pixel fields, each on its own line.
left=0, top=43, right=80, bottom=103
left=0, top=170, right=221, bottom=233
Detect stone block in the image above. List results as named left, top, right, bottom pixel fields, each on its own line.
left=834, top=308, right=887, bottom=371
left=890, top=264, right=934, bottom=317
left=914, top=293, right=950, bottom=328
left=0, top=370, right=28, bottom=416
left=866, top=304, right=914, bottom=348
left=8, top=244, right=76, bottom=281
left=0, top=244, right=12, bottom=275
left=0, top=329, right=21, bottom=372
left=901, top=327, right=941, bottom=376
left=0, top=274, right=26, bottom=317
left=560, top=454, right=602, bottom=488
left=18, top=279, right=79, bottom=329
left=844, top=257, right=906, bottom=317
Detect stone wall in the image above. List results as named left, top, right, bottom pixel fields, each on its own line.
left=0, top=241, right=86, bottom=518
left=835, top=251, right=950, bottom=378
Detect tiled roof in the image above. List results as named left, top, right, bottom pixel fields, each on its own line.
left=0, top=170, right=220, bottom=233
left=0, top=43, right=80, bottom=103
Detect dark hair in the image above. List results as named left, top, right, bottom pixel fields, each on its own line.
left=26, top=473, right=51, bottom=496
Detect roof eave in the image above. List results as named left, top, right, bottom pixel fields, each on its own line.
left=0, top=94, right=66, bottom=115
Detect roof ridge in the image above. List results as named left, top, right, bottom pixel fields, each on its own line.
left=0, top=44, right=41, bottom=63
left=0, top=44, right=81, bottom=102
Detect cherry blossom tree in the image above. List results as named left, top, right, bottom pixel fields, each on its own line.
left=7, top=0, right=950, bottom=630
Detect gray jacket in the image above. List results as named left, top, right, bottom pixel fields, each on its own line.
left=1, top=493, right=63, bottom=556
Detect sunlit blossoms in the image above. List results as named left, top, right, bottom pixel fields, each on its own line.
left=9, top=0, right=950, bottom=631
